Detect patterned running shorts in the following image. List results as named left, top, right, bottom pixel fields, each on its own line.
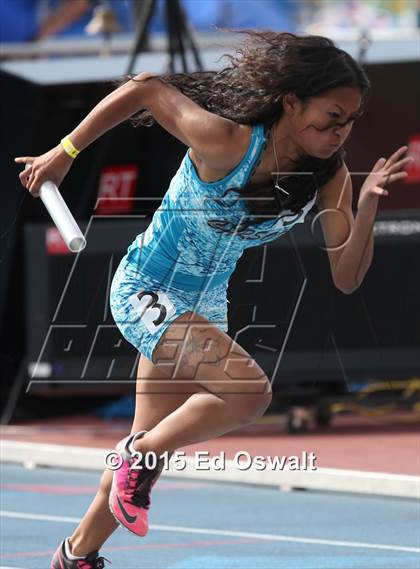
left=109, top=252, right=229, bottom=364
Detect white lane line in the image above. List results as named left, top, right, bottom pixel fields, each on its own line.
left=1, top=510, right=80, bottom=523
left=1, top=510, right=419, bottom=554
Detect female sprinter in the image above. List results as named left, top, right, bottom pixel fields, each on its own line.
left=15, top=31, right=412, bottom=569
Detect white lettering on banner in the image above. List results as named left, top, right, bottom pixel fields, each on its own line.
left=373, top=220, right=420, bottom=236
left=97, top=165, right=138, bottom=214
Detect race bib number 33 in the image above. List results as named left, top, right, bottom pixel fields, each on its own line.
left=128, top=289, right=176, bottom=334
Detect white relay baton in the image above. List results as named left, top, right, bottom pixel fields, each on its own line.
left=26, top=166, right=86, bottom=253
left=40, top=181, right=86, bottom=252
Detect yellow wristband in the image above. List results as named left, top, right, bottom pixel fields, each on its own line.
left=60, top=136, right=80, bottom=159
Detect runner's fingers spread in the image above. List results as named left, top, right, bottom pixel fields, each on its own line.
left=372, top=157, right=386, bottom=172
left=385, top=171, right=408, bottom=185
left=384, top=146, right=409, bottom=168
left=395, top=156, right=414, bottom=171
left=383, top=157, right=413, bottom=177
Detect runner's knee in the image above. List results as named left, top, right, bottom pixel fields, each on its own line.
left=228, top=380, right=273, bottom=426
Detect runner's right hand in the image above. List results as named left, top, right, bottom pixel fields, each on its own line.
left=14, top=144, right=74, bottom=198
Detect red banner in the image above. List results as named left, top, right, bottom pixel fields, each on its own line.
left=405, top=135, right=420, bottom=184
left=96, top=165, right=139, bottom=214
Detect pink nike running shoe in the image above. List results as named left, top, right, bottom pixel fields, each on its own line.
left=108, top=430, right=166, bottom=537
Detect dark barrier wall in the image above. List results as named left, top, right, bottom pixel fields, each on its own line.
left=1, top=59, right=419, bottom=408
left=0, top=72, right=42, bottom=397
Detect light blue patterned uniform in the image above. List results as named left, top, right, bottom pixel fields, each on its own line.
left=110, top=124, right=318, bottom=363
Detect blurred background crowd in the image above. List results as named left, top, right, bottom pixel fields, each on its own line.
left=1, top=0, right=419, bottom=45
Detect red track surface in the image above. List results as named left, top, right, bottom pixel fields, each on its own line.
left=1, top=412, right=418, bottom=476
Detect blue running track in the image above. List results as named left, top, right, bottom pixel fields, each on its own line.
left=1, top=465, right=419, bottom=568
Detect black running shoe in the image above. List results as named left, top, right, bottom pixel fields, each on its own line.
left=50, top=539, right=110, bottom=569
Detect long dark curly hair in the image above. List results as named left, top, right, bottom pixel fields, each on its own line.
left=123, top=30, right=370, bottom=230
